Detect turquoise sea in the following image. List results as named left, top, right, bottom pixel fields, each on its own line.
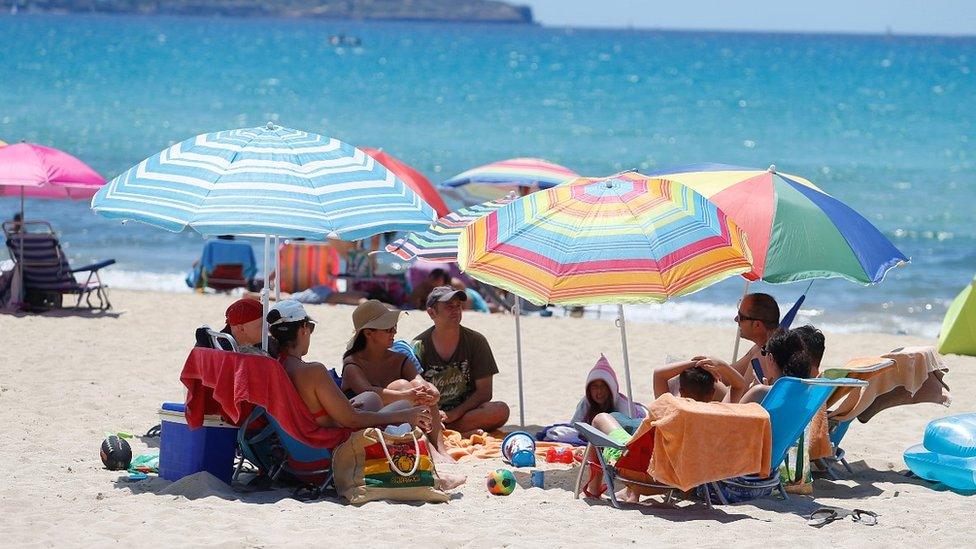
left=1, top=14, right=974, bottom=336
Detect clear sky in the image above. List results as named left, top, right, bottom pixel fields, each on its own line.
left=520, top=0, right=976, bottom=36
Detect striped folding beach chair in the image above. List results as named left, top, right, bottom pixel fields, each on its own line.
left=3, top=220, right=115, bottom=310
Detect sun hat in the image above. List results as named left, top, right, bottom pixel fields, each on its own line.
left=425, top=285, right=467, bottom=309
left=266, top=299, right=314, bottom=326
left=347, top=299, right=402, bottom=350
left=224, top=298, right=264, bottom=327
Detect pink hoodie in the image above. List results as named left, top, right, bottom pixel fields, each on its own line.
left=571, top=354, right=647, bottom=424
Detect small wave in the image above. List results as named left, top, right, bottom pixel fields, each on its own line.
left=5, top=264, right=942, bottom=338
left=568, top=301, right=940, bottom=338
left=99, top=270, right=192, bottom=293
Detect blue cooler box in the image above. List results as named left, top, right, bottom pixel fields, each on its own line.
left=159, top=402, right=237, bottom=484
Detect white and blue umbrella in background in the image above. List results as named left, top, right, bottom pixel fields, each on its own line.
left=91, top=123, right=437, bottom=345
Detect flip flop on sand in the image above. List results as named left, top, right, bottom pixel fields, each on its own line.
left=807, top=507, right=851, bottom=528
left=808, top=508, right=843, bottom=528
left=852, top=509, right=879, bottom=526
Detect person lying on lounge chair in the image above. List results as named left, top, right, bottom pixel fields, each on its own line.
left=653, top=359, right=736, bottom=403
left=581, top=365, right=717, bottom=502
left=340, top=300, right=448, bottom=457
left=655, top=293, right=782, bottom=400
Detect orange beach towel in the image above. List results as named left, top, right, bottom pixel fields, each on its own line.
left=441, top=430, right=575, bottom=462
left=645, top=394, right=772, bottom=491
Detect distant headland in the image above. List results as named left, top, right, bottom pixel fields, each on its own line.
left=1, top=0, right=535, bottom=24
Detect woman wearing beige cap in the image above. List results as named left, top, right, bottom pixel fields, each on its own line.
left=341, top=300, right=449, bottom=458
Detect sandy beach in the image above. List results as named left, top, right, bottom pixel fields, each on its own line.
left=0, top=289, right=971, bottom=548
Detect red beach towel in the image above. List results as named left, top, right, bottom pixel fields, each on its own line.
left=180, top=347, right=351, bottom=448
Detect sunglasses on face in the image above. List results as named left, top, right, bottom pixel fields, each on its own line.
left=368, top=325, right=397, bottom=334
left=304, top=320, right=316, bottom=333
left=734, top=311, right=767, bottom=323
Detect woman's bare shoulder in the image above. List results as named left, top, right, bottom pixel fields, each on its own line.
left=284, top=357, right=328, bottom=378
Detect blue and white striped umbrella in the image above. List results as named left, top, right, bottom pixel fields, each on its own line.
left=92, top=123, right=438, bottom=349
left=91, top=124, right=437, bottom=240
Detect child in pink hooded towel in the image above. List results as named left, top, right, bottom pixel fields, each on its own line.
left=571, top=354, right=648, bottom=425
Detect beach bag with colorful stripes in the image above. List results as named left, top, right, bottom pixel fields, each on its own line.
left=333, top=426, right=449, bottom=505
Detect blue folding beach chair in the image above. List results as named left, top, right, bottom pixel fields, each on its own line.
left=185, top=239, right=257, bottom=292
left=235, top=405, right=337, bottom=498
left=574, top=376, right=867, bottom=508
left=733, top=377, right=868, bottom=499
left=222, top=342, right=343, bottom=499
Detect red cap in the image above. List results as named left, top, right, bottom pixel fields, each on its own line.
left=225, top=298, right=263, bottom=326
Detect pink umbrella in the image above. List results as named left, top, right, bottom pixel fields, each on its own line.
left=0, top=142, right=106, bottom=219
left=0, top=143, right=105, bottom=309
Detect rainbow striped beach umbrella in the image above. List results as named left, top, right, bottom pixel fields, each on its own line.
left=385, top=194, right=515, bottom=263
left=459, top=172, right=753, bottom=416
left=458, top=172, right=753, bottom=306
left=649, top=164, right=908, bottom=284
left=440, top=157, right=578, bottom=204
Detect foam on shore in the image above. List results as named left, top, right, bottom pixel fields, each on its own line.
left=88, top=268, right=942, bottom=338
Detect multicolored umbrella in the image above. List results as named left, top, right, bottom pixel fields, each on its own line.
left=459, top=172, right=753, bottom=419
left=92, top=123, right=437, bottom=347
left=385, top=194, right=515, bottom=263
left=459, top=172, right=753, bottom=306
left=440, top=157, right=578, bottom=204
left=938, top=275, right=976, bottom=357
left=649, top=163, right=908, bottom=284
left=649, top=163, right=909, bottom=362
left=361, top=147, right=450, bottom=217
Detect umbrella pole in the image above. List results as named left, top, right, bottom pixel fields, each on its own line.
left=274, top=235, right=280, bottom=302
left=262, top=235, right=271, bottom=351
left=731, top=279, right=751, bottom=363
left=514, top=297, right=525, bottom=427
left=16, top=187, right=24, bottom=308
left=617, top=304, right=636, bottom=417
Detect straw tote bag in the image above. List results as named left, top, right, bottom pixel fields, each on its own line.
left=333, top=427, right=449, bottom=504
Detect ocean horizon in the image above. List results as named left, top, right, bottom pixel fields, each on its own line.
left=1, top=14, right=973, bottom=338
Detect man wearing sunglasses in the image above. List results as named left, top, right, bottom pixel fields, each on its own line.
left=693, top=293, right=781, bottom=390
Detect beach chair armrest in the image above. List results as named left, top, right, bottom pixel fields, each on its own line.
left=71, top=258, right=116, bottom=273
left=799, top=378, right=869, bottom=388
left=574, top=422, right=627, bottom=450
